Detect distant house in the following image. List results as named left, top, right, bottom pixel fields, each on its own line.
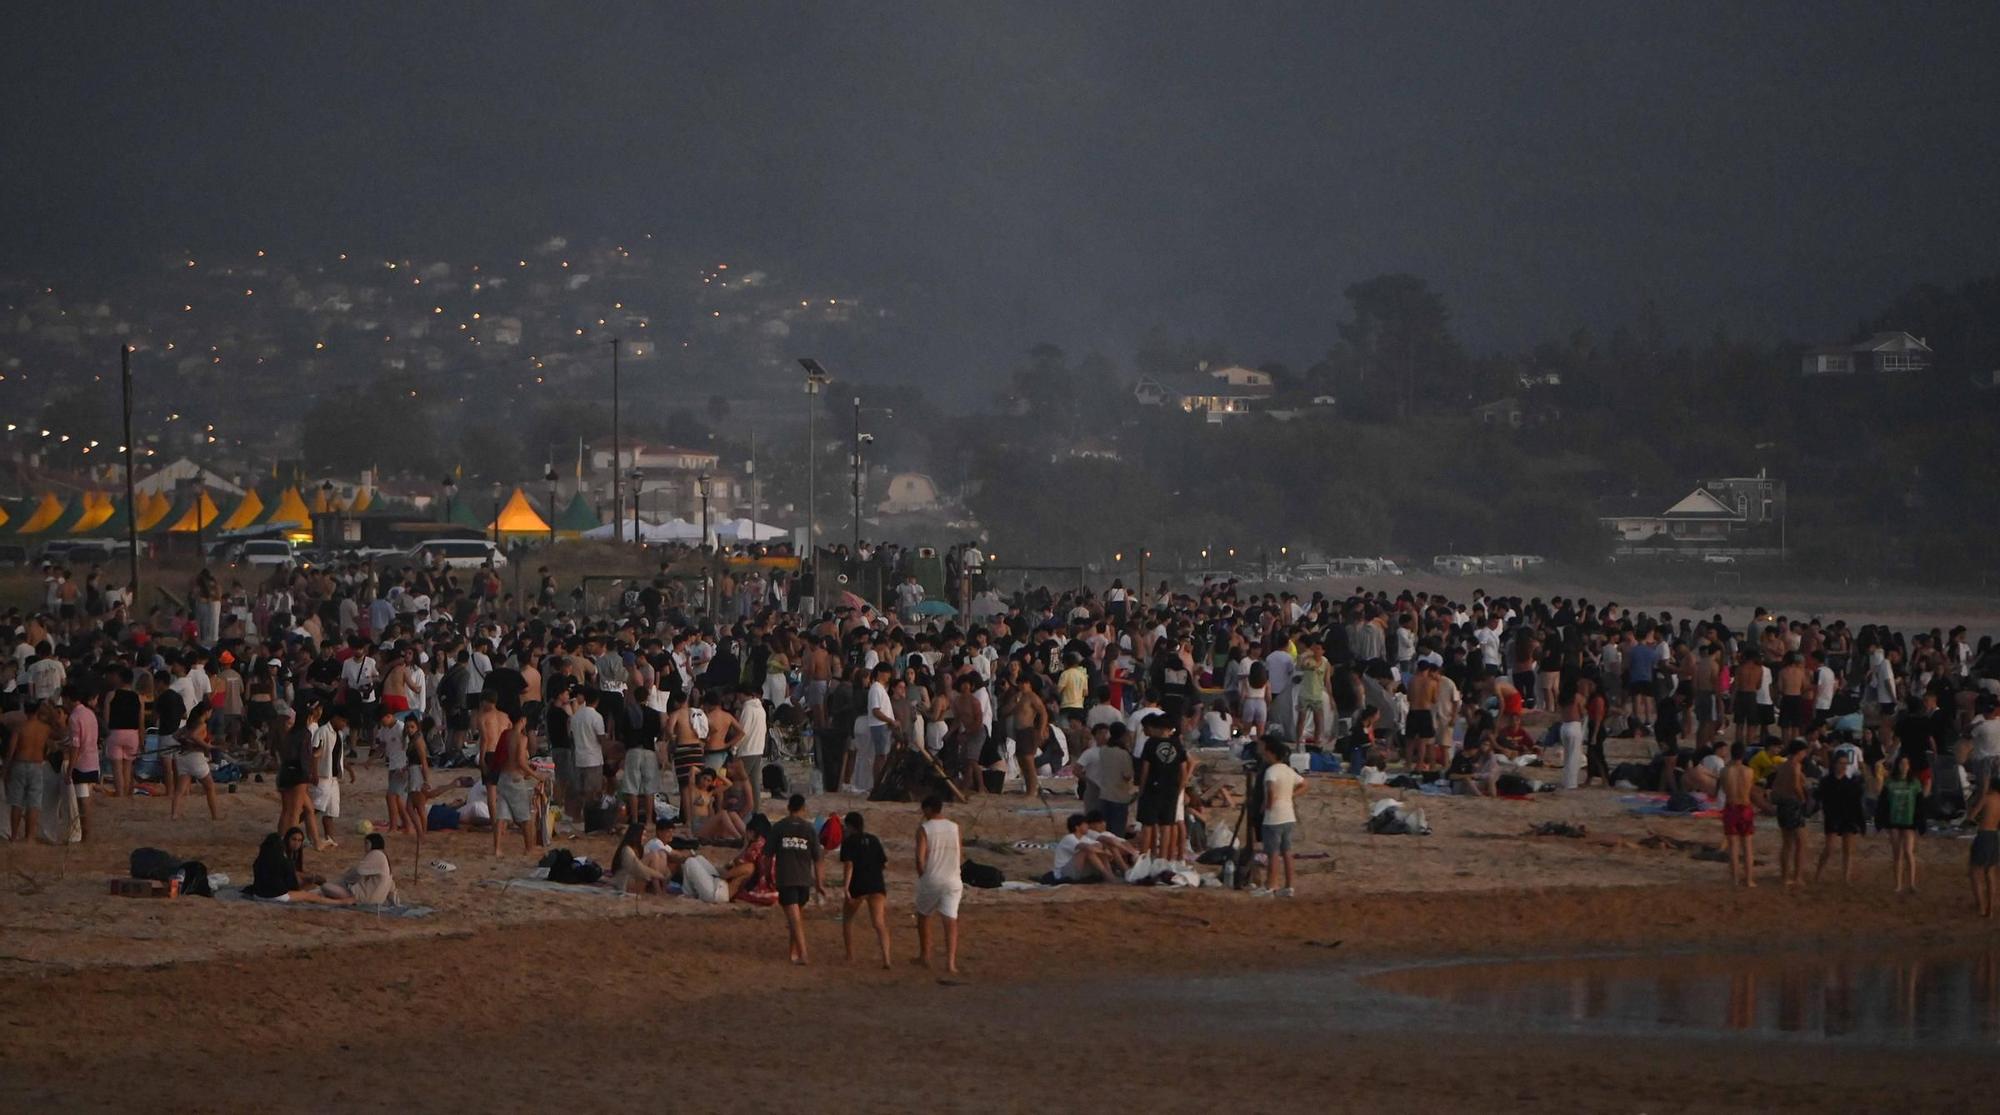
left=1601, top=470, right=1787, bottom=551
left=877, top=472, right=942, bottom=515
left=1134, top=364, right=1275, bottom=420
left=1800, top=331, right=1932, bottom=375
left=588, top=442, right=721, bottom=473
left=1471, top=396, right=1561, bottom=428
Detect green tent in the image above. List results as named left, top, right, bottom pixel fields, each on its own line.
left=554, top=492, right=600, bottom=534
left=447, top=497, right=485, bottom=530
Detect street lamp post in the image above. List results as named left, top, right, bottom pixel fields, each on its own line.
left=698, top=472, right=712, bottom=550
left=490, top=481, right=502, bottom=547
left=609, top=337, right=623, bottom=543
left=629, top=467, right=644, bottom=545
left=851, top=396, right=862, bottom=556
left=798, top=358, right=831, bottom=612
left=320, top=480, right=336, bottom=552
left=442, top=477, right=456, bottom=524
left=544, top=465, right=558, bottom=548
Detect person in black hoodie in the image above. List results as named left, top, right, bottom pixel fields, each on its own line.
left=245, top=828, right=350, bottom=904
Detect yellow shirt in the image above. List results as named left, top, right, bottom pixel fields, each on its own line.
left=1058, top=666, right=1090, bottom=710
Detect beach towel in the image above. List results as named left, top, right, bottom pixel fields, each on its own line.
left=219, top=890, right=435, bottom=917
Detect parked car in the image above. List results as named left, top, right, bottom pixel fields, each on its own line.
left=240, top=539, right=297, bottom=568
left=408, top=538, right=507, bottom=569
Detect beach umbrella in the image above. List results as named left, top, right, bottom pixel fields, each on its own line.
left=913, top=599, right=958, bottom=618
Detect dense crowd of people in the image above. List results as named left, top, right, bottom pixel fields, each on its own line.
left=6, top=546, right=2000, bottom=944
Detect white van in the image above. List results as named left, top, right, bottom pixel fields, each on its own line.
left=240, top=539, right=296, bottom=568
left=409, top=538, right=506, bottom=569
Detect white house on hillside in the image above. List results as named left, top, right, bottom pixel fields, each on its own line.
left=1801, top=331, right=1932, bottom=375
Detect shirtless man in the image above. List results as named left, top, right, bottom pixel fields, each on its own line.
left=1407, top=662, right=1440, bottom=771
left=803, top=638, right=835, bottom=730
left=667, top=695, right=706, bottom=825
left=699, top=691, right=742, bottom=775
left=1771, top=740, right=1810, bottom=888
left=1732, top=651, right=1766, bottom=747
left=1004, top=674, right=1048, bottom=797
left=949, top=674, right=988, bottom=793
left=474, top=692, right=511, bottom=839
left=1690, top=644, right=1722, bottom=748
left=1775, top=653, right=1809, bottom=745
left=5, top=702, right=61, bottom=843
left=1719, top=742, right=1761, bottom=887
left=1970, top=775, right=2000, bottom=918
left=494, top=715, right=541, bottom=856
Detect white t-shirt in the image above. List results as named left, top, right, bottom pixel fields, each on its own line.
left=736, top=698, right=767, bottom=758
left=1812, top=666, right=1837, bottom=711
left=568, top=705, right=606, bottom=767
left=1972, top=718, right=2000, bottom=762
left=1053, top=832, right=1085, bottom=878
left=1263, top=762, right=1303, bottom=825
left=866, top=681, right=893, bottom=725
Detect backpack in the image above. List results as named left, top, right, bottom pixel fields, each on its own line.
left=130, top=847, right=184, bottom=881
left=960, top=860, right=1004, bottom=888
left=762, top=761, right=790, bottom=798
left=178, top=861, right=214, bottom=898
left=818, top=814, right=844, bottom=851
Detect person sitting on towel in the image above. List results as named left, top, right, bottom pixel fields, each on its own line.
left=317, top=833, right=399, bottom=906
left=1052, top=813, right=1122, bottom=883
left=246, top=828, right=353, bottom=905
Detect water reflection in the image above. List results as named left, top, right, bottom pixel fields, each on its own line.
left=1372, top=943, right=2000, bottom=1045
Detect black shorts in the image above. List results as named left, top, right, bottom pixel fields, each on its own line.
left=71, top=769, right=101, bottom=785
left=1406, top=710, right=1436, bottom=738
left=481, top=767, right=501, bottom=787
left=1732, top=693, right=1757, bottom=722
left=1135, top=791, right=1177, bottom=827
left=1778, top=695, right=1809, bottom=729
left=847, top=880, right=886, bottom=899
left=777, top=885, right=812, bottom=908
left=1776, top=799, right=1806, bottom=831
left=278, top=761, right=309, bottom=790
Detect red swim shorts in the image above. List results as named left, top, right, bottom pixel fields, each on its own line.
left=1721, top=803, right=1755, bottom=837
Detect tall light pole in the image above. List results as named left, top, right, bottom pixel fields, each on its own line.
left=849, top=397, right=893, bottom=559
left=746, top=429, right=759, bottom=552
left=629, top=467, right=644, bottom=545
left=798, top=358, right=831, bottom=611
left=544, top=464, right=558, bottom=548
left=851, top=396, right=862, bottom=556
left=698, top=472, right=712, bottom=550
left=120, top=344, right=139, bottom=599
left=609, top=336, right=623, bottom=543
left=442, top=477, right=457, bottom=523
left=490, top=481, right=502, bottom=547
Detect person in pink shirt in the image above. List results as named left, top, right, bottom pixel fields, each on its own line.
left=63, top=686, right=100, bottom=842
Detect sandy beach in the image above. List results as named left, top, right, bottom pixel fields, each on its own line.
left=5, top=754, right=1999, bottom=1113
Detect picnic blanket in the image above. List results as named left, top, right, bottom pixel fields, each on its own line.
left=218, top=890, right=435, bottom=917
left=481, top=877, right=628, bottom=898
left=1620, top=792, right=1721, bottom=819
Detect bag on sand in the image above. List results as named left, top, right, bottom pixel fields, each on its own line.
left=961, top=861, right=1004, bottom=888
left=130, top=847, right=184, bottom=881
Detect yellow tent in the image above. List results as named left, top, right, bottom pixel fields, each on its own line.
left=263, top=486, right=311, bottom=527
left=15, top=492, right=66, bottom=534
left=0, top=503, right=9, bottom=531
left=220, top=490, right=266, bottom=531
left=348, top=487, right=373, bottom=513
left=488, top=487, right=551, bottom=535
left=135, top=492, right=174, bottom=533
left=71, top=492, right=116, bottom=533
left=167, top=490, right=223, bottom=532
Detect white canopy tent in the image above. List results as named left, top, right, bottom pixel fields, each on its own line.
left=715, top=517, right=788, bottom=541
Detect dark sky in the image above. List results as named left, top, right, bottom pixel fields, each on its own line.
left=5, top=1, right=1998, bottom=383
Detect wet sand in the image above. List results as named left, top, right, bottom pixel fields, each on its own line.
left=4, top=759, right=1999, bottom=1112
